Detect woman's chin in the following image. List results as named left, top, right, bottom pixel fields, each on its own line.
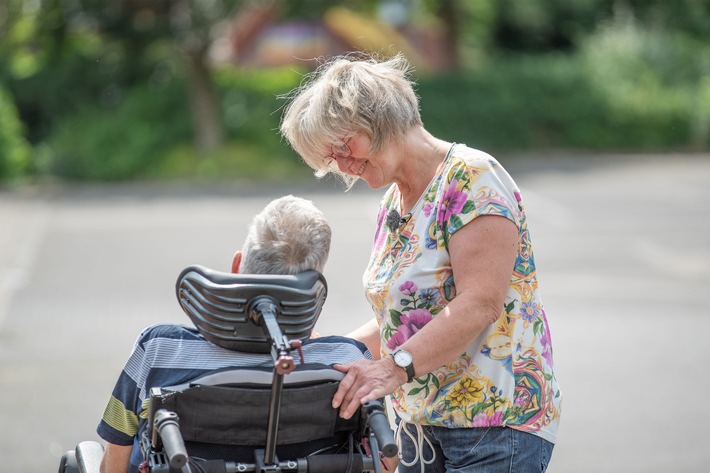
left=363, top=179, right=386, bottom=190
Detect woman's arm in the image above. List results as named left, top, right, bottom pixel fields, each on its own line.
left=347, top=318, right=382, bottom=360
left=333, top=214, right=519, bottom=419
left=393, top=214, right=518, bottom=375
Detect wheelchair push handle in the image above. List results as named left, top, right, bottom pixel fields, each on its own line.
left=153, top=409, right=189, bottom=469
left=363, top=401, right=398, bottom=458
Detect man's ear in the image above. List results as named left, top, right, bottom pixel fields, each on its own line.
left=231, top=251, right=242, bottom=274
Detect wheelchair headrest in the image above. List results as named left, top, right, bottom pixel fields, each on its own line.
left=176, top=265, right=327, bottom=353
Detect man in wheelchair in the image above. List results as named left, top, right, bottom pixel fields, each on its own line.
left=63, top=196, right=396, bottom=473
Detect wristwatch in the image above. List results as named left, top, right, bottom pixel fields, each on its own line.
left=391, top=349, right=415, bottom=383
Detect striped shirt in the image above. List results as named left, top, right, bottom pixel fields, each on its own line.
left=96, top=323, right=371, bottom=470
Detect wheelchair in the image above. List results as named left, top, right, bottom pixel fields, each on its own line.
left=59, top=265, right=397, bottom=473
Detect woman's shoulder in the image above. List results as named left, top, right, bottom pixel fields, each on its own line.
left=441, top=144, right=519, bottom=192
left=446, top=144, right=501, bottom=174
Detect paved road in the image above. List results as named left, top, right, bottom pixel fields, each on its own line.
left=1, top=154, right=708, bottom=472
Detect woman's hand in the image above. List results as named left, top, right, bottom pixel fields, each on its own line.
left=382, top=453, right=400, bottom=472
left=332, top=357, right=407, bottom=419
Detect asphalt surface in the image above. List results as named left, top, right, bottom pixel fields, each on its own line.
left=1, top=153, right=708, bottom=472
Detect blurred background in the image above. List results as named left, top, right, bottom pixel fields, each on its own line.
left=1, top=1, right=710, bottom=472
left=2, top=0, right=709, bottom=184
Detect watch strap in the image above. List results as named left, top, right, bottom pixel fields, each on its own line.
left=403, top=361, right=414, bottom=383
left=392, top=349, right=415, bottom=382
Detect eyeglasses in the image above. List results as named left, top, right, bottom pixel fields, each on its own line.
left=324, top=138, right=351, bottom=169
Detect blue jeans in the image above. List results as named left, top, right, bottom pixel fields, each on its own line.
left=396, top=421, right=554, bottom=473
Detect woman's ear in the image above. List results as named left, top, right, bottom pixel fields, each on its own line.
left=231, top=251, right=242, bottom=274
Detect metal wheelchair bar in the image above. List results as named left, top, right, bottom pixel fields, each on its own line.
left=250, top=298, right=298, bottom=468
left=218, top=453, right=372, bottom=473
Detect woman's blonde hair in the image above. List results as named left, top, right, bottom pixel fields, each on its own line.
left=279, top=53, right=422, bottom=188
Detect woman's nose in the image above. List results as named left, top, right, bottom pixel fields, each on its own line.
left=336, top=155, right=355, bottom=174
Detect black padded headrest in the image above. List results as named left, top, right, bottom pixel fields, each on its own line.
left=176, top=265, right=327, bottom=353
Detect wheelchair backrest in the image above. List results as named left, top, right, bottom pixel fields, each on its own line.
left=175, top=265, right=327, bottom=354
left=148, top=363, right=361, bottom=447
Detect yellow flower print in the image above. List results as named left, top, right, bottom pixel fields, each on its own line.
left=482, top=333, right=512, bottom=361
left=447, top=377, right=486, bottom=408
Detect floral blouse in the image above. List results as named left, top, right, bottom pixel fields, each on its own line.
left=363, top=144, right=561, bottom=444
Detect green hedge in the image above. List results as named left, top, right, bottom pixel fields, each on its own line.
left=43, top=67, right=304, bottom=182
left=0, top=86, right=32, bottom=182
left=35, top=43, right=710, bottom=182
left=46, top=80, right=192, bottom=181
left=419, top=54, right=698, bottom=153
left=4, top=8, right=710, bottom=184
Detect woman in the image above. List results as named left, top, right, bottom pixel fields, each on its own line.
left=280, top=54, right=561, bottom=472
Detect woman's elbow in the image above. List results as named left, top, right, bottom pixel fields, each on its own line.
left=483, top=304, right=504, bottom=326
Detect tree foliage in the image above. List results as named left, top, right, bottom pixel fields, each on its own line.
left=0, top=85, right=32, bottom=181
left=1, top=0, right=708, bottom=182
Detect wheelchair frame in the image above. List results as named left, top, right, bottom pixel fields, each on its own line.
left=59, top=266, right=397, bottom=473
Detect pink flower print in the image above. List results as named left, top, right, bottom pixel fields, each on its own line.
left=437, top=180, right=468, bottom=226
left=373, top=207, right=389, bottom=251
left=490, top=410, right=503, bottom=425
left=399, top=281, right=418, bottom=296
left=539, top=311, right=555, bottom=368
left=541, top=342, right=554, bottom=369
left=423, top=202, right=434, bottom=217
left=387, top=328, right=409, bottom=351
left=386, top=308, right=432, bottom=350
left=471, top=411, right=503, bottom=427
left=402, top=308, right=432, bottom=329
left=471, top=413, right=488, bottom=427
left=515, top=386, right=532, bottom=410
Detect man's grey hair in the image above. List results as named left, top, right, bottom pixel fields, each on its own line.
left=279, top=53, right=422, bottom=189
left=240, top=195, right=331, bottom=275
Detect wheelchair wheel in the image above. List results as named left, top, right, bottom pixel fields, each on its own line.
left=58, top=450, right=78, bottom=473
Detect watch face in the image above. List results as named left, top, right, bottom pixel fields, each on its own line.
left=394, top=350, right=412, bottom=366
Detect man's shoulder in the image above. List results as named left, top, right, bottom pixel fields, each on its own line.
left=137, top=323, right=200, bottom=344
left=304, top=335, right=372, bottom=359
left=305, top=335, right=361, bottom=346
